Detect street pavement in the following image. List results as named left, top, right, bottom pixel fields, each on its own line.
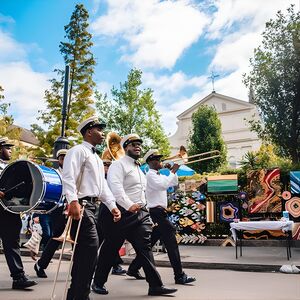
left=0, top=255, right=299, bottom=300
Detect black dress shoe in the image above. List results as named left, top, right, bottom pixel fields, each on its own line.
left=12, top=275, right=37, bottom=290
left=126, top=270, right=146, bottom=280
left=175, top=272, right=196, bottom=285
left=111, top=265, right=127, bottom=275
left=148, top=286, right=177, bottom=296
left=92, top=283, right=109, bottom=295
left=34, top=262, right=48, bottom=278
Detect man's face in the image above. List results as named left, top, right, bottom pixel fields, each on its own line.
left=88, top=127, right=105, bottom=146
left=148, top=158, right=162, bottom=170
left=58, top=155, right=65, bottom=168
left=103, top=162, right=111, bottom=175
left=125, top=141, right=142, bottom=159
left=0, top=146, right=12, bottom=161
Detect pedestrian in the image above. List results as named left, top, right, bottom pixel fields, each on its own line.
left=128, top=149, right=196, bottom=285
left=92, top=134, right=177, bottom=296
left=62, top=116, right=121, bottom=300
left=0, top=137, right=37, bottom=290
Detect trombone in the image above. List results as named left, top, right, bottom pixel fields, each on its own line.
left=163, top=150, right=221, bottom=166
left=50, top=200, right=87, bottom=300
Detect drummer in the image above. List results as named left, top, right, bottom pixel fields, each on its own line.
left=0, top=137, right=37, bottom=290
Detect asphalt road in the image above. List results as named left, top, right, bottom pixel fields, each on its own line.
left=0, top=256, right=299, bottom=300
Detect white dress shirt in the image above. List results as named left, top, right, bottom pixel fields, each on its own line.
left=107, top=155, right=146, bottom=210
left=146, top=169, right=178, bottom=209
left=62, top=141, right=117, bottom=211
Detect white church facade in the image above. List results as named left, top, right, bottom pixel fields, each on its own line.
left=168, top=92, right=262, bottom=168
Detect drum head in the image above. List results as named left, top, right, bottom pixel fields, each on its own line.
left=0, top=160, right=44, bottom=213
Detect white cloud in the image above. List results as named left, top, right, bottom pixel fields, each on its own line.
left=91, top=0, right=209, bottom=69
left=0, top=29, right=50, bottom=128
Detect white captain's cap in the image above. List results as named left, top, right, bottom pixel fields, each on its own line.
left=121, top=134, right=143, bottom=148
left=143, top=149, right=163, bottom=163
left=0, top=137, right=14, bottom=147
left=56, top=149, right=68, bottom=158
left=77, top=116, right=106, bottom=134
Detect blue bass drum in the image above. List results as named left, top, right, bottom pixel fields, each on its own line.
left=0, top=160, right=63, bottom=214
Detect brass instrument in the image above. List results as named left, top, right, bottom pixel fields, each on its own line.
left=101, top=132, right=125, bottom=161
left=51, top=201, right=87, bottom=300
left=163, top=150, right=221, bottom=166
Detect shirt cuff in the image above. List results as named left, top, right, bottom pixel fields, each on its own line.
left=66, top=194, right=78, bottom=204
left=105, top=201, right=118, bottom=212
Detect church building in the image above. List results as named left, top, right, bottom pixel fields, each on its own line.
left=168, top=92, right=262, bottom=168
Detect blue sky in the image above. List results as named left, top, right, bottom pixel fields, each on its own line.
left=0, top=0, right=298, bottom=136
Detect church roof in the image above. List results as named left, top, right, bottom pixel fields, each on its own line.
left=7, top=125, right=39, bottom=146
left=177, top=92, right=255, bottom=119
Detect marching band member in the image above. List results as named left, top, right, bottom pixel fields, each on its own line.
left=0, top=137, right=37, bottom=290
left=34, top=149, right=68, bottom=278
left=92, top=134, right=177, bottom=296
left=128, top=149, right=196, bottom=285
left=62, top=117, right=121, bottom=300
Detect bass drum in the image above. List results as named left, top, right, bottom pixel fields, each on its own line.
left=0, top=160, right=63, bottom=214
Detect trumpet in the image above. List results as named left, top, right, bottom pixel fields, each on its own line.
left=163, top=150, right=220, bottom=167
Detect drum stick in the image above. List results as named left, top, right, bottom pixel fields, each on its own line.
left=1, top=181, right=25, bottom=193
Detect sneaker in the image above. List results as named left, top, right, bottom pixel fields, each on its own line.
left=12, top=275, right=37, bottom=290
left=175, top=272, right=196, bottom=284
left=111, top=265, right=127, bottom=275
left=34, top=262, right=47, bottom=278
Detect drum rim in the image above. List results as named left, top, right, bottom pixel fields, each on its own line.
left=0, top=159, right=62, bottom=214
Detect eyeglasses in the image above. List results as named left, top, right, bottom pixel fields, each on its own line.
left=130, top=142, right=142, bottom=148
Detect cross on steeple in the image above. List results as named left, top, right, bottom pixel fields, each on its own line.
left=208, top=71, right=219, bottom=92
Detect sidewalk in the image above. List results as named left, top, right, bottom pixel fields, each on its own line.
left=17, top=242, right=300, bottom=273
left=121, top=243, right=300, bottom=273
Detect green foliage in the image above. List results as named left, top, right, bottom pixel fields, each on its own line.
left=95, top=68, right=170, bottom=156
left=244, top=5, right=300, bottom=163
left=35, top=4, right=96, bottom=155
left=188, top=105, right=227, bottom=173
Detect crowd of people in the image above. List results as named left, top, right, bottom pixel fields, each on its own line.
left=0, top=116, right=196, bottom=300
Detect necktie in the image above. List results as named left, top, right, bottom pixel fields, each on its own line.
left=92, top=147, right=96, bottom=154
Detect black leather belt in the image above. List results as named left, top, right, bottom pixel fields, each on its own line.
left=79, top=196, right=100, bottom=203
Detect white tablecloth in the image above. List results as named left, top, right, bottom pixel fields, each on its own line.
left=230, top=221, right=294, bottom=241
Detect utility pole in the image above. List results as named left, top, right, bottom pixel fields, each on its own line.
left=53, top=65, right=70, bottom=158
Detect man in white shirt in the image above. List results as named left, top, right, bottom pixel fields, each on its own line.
left=92, top=134, right=177, bottom=296
left=128, top=149, right=196, bottom=285
left=62, top=116, right=121, bottom=300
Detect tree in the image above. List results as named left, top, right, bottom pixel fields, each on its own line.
left=35, top=4, right=96, bottom=155
left=188, top=105, right=227, bottom=173
left=95, top=68, right=170, bottom=155
left=244, top=5, right=300, bottom=164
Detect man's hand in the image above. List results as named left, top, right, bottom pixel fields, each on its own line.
left=111, top=208, right=121, bottom=222
left=128, top=203, right=141, bottom=213
left=0, top=191, right=5, bottom=199
left=68, top=201, right=81, bottom=220
left=171, top=163, right=180, bottom=174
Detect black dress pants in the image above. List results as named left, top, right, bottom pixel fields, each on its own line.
left=38, top=206, right=66, bottom=269
left=128, top=207, right=183, bottom=278
left=66, top=202, right=99, bottom=300
left=96, top=203, right=123, bottom=268
left=0, top=208, right=24, bottom=279
left=93, top=204, right=163, bottom=288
